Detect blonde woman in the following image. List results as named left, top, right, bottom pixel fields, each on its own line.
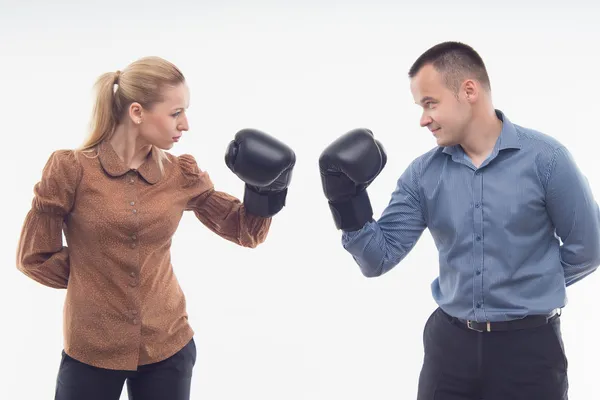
left=16, top=56, right=295, bottom=400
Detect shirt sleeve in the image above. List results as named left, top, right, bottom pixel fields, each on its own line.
left=178, top=154, right=272, bottom=248
left=544, top=146, right=600, bottom=286
left=341, top=159, right=428, bottom=277
left=16, top=150, right=82, bottom=288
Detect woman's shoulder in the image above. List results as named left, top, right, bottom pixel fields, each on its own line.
left=41, top=148, right=84, bottom=179
left=163, top=152, right=199, bottom=176
left=164, top=152, right=213, bottom=190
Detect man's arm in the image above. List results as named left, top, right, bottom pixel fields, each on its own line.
left=342, top=160, right=428, bottom=277
left=545, top=146, right=600, bottom=286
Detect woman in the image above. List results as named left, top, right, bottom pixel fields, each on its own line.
left=16, top=56, right=295, bottom=400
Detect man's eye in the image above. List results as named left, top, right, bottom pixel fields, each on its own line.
left=172, top=111, right=181, bottom=117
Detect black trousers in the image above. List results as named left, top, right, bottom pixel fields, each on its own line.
left=417, top=308, right=569, bottom=400
left=54, top=338, right=197, bottom=400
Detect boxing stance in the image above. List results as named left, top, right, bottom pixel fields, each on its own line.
left=16, top=56, right=295, bottom=400
left=319, top=42, right=600, bottom=399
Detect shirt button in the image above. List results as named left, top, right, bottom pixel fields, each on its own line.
left=129, top=178, right=135, bottom=184
left=475, top=203, right=480, bottom=208
left=131, top=310, right=138, bottom=315
left=132, top=318, right=139, bottom=325
left=476, top=303, right=482, bottom=308
left=130, top=272, right=135, bottom=277
left=476, top=236, right=481, bottom=241
left=132, top=209, right=137, bottom=214
left=476, top=270, right=481, bottom=275
left=131, top=235, right=137, bottom=240
left=130, top=243, right=136, bottom=249
left=130, top=201, right=135, bottom=206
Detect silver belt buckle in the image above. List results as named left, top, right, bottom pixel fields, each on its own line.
left=547, top=308, right=561, bottom=321
left=466, top=320, right=491, bottom=332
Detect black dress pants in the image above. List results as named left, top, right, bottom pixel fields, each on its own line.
left=54, top=338, right=197, bottom=400
left=417, top=308, right=569, bottom=400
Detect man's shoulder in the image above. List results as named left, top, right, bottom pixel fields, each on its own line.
left=413, top=145, right=445, bottom=163
left=511, top=121, right=564, bottom=152
left=398, top=146, right=446, bottom=183
left=410, top=145, right=447, bottom=170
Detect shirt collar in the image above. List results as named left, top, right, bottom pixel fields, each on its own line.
left=98, top=140, right=161, bottom=184
left=442, top=109, right=521, bottom=156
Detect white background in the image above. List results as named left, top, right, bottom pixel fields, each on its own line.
left=1, top=0, right=599, bottom=399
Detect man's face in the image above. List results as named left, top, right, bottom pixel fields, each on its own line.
left=410, top=64, right=471, bottom=147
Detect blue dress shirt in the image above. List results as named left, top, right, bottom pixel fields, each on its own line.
left=341, top=110, right=600, bottom=322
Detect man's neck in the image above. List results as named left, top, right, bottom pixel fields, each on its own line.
left=460, top=108, right=502, bottom=167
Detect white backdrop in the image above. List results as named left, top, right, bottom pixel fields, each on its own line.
left=1, top=1, right=599, bottom=399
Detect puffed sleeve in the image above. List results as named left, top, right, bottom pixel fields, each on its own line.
left=16, top=150, right=82, bottom=288
left=178, top=154, right=272, bottom=248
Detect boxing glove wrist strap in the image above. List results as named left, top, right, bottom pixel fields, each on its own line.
left=243, top=185, right=288, bottom=217
left=328, top=189, right=373, bottom=231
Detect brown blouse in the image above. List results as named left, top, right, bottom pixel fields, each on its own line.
left=16, top=140, right=271, bottom=371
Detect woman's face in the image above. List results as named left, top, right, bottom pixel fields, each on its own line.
left=137, top=82, right=190, bottom=150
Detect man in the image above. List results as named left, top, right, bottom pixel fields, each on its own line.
left=318, top=41, right=600, bottom=399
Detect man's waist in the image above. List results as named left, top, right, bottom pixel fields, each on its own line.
left=440, top=307, right=561, bottom=333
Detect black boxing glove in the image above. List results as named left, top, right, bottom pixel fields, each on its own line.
left=225, top=128, right=296, bottom=217
left=319, top=128, right=387, bottom=231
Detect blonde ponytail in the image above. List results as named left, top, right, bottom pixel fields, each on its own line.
left=80, top=71, right=120, bottom=150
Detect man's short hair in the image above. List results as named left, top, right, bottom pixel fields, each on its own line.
left=408, top=41, right=491, bottom=94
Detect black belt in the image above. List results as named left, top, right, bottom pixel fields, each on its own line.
left=443, top=308, right=561, bottom=333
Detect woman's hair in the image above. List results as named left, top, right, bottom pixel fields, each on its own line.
left=79, top=56, right=186, bottom=173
